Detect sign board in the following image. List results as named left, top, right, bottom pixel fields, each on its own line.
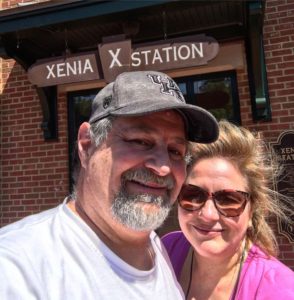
left=98, top=39, right=132, bottom=83
left=99, top=34, right=219, bottom=82
left=271, top=131, right=294, bottom=243
left=28, top=53, right=100, bottom=87
left=28, top=34, right=219, bottom=86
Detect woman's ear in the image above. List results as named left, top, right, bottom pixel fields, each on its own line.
left=77, top=122, right=92, bottom=169
left=248, top=218, right=253, bottom=229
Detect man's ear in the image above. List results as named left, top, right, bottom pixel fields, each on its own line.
left=78, top=122, right=92, bottom=168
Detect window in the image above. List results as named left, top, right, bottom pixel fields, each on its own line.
left=175, top=71, right=241, bottom=124
left=67, top=89, right=99, bottom=189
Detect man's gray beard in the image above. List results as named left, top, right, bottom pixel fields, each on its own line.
left=111, top=191, right=172, bottom=231
left=110, top=169, right=174, bottom=231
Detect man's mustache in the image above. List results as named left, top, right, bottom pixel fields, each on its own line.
left=122, top=168, right=175, bottom=190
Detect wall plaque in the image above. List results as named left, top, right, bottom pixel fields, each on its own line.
left=271, top=131, right=294, bottom=243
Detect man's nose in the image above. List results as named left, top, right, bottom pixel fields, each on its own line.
left=144, top=146, right=172, bottom=177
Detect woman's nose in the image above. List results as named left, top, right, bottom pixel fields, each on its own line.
left=199, top=199, right=220, bottom=220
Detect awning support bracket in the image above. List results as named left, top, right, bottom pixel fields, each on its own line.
left=36, top=86, right=58, bottom=140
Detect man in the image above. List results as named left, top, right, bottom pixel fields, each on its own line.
left=0, top=71, right=218, bottom=299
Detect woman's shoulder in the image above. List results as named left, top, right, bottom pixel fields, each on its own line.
left=161, top=231, right=190, bottom=262
left=161, top=231, right=191, bottom=280
left=161, top=231, right=184, bottom=242
left=161, top=231, right=188, bottom=252
left=249, top=244, right=294, bottom=276
left=238, top=244, right=294, bottom=298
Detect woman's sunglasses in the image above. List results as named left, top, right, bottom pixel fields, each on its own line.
left=178, top=184, right=250, bottom=217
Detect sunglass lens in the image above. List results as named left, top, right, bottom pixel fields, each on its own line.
left=214, top=190, right=247, bottom=217
left=179, top=186, right=207, bottom=211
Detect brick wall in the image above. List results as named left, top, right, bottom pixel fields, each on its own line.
left=0, top=0, right=293, bottom=268
left=231, top=0, right=294, bottom=269
left=0, top=60, right=69, bottom=226
left=263, top=0, right=294, bottom=138
left=261, top=0, right=294, bottom=268
left=0, top=0, right=69, bottom=225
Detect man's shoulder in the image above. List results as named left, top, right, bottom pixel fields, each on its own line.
left=0, top=204, right=62, bottom=250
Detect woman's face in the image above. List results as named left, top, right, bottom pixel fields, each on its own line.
left=178, top=157, right=252, bottom=260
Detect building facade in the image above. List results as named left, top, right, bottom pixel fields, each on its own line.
left=0, top=0, right=293, bottom=269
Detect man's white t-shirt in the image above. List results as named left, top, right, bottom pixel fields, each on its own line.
left=0, top=200, right=184, bottom=299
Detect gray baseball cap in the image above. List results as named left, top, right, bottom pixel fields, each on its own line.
left=89, top=71, right=219, bottom=143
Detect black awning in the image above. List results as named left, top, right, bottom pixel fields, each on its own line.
left=0, top=0, right=251, bottom=69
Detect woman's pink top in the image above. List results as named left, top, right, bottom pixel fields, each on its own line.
left=162, top=231, right=294, bottom=299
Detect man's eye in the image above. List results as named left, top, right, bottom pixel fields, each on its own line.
left=127, top=139, right=151, bottom=147
left=169, top=148, right=185, bottom=160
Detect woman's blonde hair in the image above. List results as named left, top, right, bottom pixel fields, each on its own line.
left=189, top=120, right=290, bottom=257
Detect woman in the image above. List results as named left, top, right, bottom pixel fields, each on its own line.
left=163, top=120, right=294, bottom=299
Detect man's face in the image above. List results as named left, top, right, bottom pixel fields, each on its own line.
left=80, top=110, right=187, bottom=232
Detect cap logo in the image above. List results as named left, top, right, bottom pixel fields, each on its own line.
left=103, top=96, right=112, bottom=109
left=147, top=74, right=185, bottom=102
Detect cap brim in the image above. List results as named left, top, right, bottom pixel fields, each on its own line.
left=109, top=101, right=219, bottom=143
